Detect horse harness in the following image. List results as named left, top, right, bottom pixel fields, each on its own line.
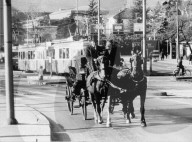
left=92, top=71, right=127, bottom=93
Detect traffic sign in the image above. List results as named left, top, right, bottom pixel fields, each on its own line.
left=134, top=23, right=143, bottom=34
left=113, top=24, right=124, bottom=35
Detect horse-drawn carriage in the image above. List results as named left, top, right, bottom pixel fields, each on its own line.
left=64, top=47, right=147, bottom=127
left=64, top=55, right=91, bottom=120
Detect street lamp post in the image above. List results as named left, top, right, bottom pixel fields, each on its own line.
left=76, top=0, right=79, bottom=36
left=97, top=0, right=100, bottom=45
left=143, top=0, right=147, bottom=74
left=3, top=0, right=18, bottom=125
left=176, top=0, right=180, bottom=61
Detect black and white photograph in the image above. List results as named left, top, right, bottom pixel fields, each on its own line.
left=1, top=0, right=192, bottom=142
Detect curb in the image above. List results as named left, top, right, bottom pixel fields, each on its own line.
left=0, top=104, right=51, bottom=142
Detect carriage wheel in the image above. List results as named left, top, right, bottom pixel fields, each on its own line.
left=81, top=90, right=87, bottom=120
left=173, top=69, right=178, bottom=77
left=66, top=86, right=73, bottom=115
left=185, top=69, right=191, bottom=76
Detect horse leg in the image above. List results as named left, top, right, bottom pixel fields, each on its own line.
left=130, top=101, right=135, bottom=119
left=89, top=92, right=98, bottom=123
left=95, top=96, right=103, bottom=124
left=140, top=91, right=147, bottom=127
left=126, top=102, right=132, bottom=124
left=93, top=99, right=98, bottom=123
left=106, top=95, right=112, bottom=127
left=100, top=96, right=106, bottom=118
left=121, top=98, right=127, bottom=119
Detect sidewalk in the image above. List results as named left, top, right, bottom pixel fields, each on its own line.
left=147, top=76, right=192, bottom=98
left=157, top=58, right=192, bottom=67
left=0, top=95, right=51, bottom=142
left=122, top=55, right=192, bottom=67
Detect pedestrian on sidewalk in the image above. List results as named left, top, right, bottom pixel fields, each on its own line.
left=160, top=50, right=164, bottom=60
left=189, top=53, right=192, bottom=65
left=177, top=57, right=184, bottom=75
left=38, top=66, right=44, bottom=85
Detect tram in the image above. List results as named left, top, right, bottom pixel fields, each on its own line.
left=17, top=39, right=90, bottom=74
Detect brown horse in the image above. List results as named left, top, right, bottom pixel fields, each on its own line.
left=117, top=68, right=147, bottom=127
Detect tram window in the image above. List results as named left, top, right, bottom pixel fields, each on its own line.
left=30, top=51, right=33, bottom=59
left=66, top=48, right=69, bottom=58
left=28, top=51, right=31, bottom=59
left=63, top=48, right=66, bottom=59
left=32, top=51, right=35, bottom=59
left=21, top=52, right=23, bottom=59
left=59, top=49, right=63, bottom=58
left=18, top=52, right=21, bottom=59
left=52, top=50, right=55, bottom=59
left=23, top=52, right=25, bottom=59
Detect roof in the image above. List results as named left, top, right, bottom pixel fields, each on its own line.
left=49, top=9, right=72, bottom=20
left=113, top=8, right=131, bottom=19
left=49, top=6, right=109, bottom=20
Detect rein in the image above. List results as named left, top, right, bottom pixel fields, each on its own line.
left=94, top=70, right=127, bottom=93
left=106, top=79, right=127, bottom=93
left=132, top=76, right=145, bottom=83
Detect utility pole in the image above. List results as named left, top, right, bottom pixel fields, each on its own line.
left=97, top=0, right=100, bottom=45
left=3, top=0, right=18, bottom=124
left=0, top=0, right=3, bottom=48
left=76, top=0, right=79, bottom=36
left=26, top=0, right=29, bottom=45
left=143, top=0, right=147, bottom=74
left=176, top=0, right=180, bottom=61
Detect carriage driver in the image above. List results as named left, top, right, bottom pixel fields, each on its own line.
left=104, top=40, right=121, bottom=67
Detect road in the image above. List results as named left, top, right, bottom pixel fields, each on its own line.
left=1, top=62, right=192, bottom=142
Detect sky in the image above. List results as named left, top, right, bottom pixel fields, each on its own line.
left=12, top=0, right=164, bottom=13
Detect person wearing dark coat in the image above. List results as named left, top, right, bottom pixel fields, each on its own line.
left=177, top=56, right=184, bottom=75
left=85, top=41, right=98, bottom=73
left=104, top=40, right=121, bottom=67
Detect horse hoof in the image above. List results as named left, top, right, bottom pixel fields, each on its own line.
left=98, top=120, right=103, bottom=124
left=141, top=122, right=147, bottom=127
left=131, top=113, right=135, bottom=119
left=106, top=123, right=112, bottom=127
left=94, top=118, right=98, bottom=124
